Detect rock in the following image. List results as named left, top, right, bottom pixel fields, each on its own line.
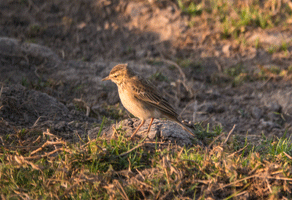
left=262, top=89, right=292, bottom=115
left=267, top=112, right=277, bottom=121
left=267, top=102, right=282, bottom=113
left=91, top=118, right=194, bottom=146
left=260, top=119, right=280, bottom=129
left=0, top=37, right=60, bottom=64
left=54, top=121, right=68, bottom=132
left=198, top=103, right=215, bottom=114
left=135, top=49, right=146, bottom=58
left=88, top=127, right=100, bottom=139
left=216, top=106, right=226, bottom=113
left=251, top=106, right=262, bottom=119
left=0, top=84, right=69, bottom=126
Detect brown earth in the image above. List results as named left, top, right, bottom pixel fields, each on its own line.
left=0, top=0, right=292, bottom=144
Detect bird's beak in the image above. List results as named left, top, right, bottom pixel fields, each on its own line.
left=102, top=76, right=110, bottom=81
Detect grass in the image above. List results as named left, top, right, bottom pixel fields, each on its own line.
left=0, top=123, right=292, bottom=199
left=177, top=0, right=291, bottom=39
left=215, top=62, right=292, bottom=86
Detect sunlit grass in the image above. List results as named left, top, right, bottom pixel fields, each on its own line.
left=0, top=123, right=291, bottom=199
left=177, top=0, right=291, bottom=39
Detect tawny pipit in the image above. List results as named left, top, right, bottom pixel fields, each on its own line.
left=102, top=64, right=194, bottom=139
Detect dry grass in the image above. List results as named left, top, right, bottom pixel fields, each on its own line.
left=0, top=122, right=291, bottom=199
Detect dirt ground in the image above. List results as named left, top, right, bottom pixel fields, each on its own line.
left=1, top=0, right=292, bottom=144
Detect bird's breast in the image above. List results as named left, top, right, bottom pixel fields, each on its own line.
left=118, top=86, right=154, bottom=120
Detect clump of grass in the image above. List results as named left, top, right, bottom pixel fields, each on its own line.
left=224, top=64, right=250, bottom=86
left=288, top=65, right=292, bottom=72
left=268, top=45, right=278, bottom=54
left=0, top=122, right=292, bottom=199
left=177, top=0, right=203, bottom=16
left=280, top=41, right=288, bottom=51
left=255, top=37, right=260, bottom=49
left=27, top=24, right=43, bottom=37
left=256, top=65, right=292, bottom=81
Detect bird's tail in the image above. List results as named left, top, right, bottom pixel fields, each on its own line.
left=175, top=120, right=195, bottom=137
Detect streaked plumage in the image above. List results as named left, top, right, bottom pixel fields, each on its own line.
left=102, top=63, right=194, bottom=139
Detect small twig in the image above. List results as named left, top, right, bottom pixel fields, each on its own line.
left=136, top=169, right=145, bottom=181
left=133, top=177, right=153, bottom=189
left=147, top=58, right=194, bottom=97
left=86, top=106, right=90, bottom=117
left=30, top=141, right=66, bottom=155
left=0, top=144, right=42, bottom=149
left=114, top=180, right=129, bottom=200
left=260, top=77, right=272, bottom=88
left=215, top=60, right=223, bottom=72
left=31, top=135, right=41, bottom=145
left=179, top=100, right=194, bottom=117
left=120, top=142, right=145, bottom=157
left=144, top=141, right=170, bottom=144
left=283, top=152, right=292, bottom=159
left=34, top=66, right=41, bottom=79
left=208, top=124, right=236, bottom=148
left=162, top=59, right=193, bottom=97
left=43, top=129, right=57, bottom=138
left=208, top=132, right=225, bottom=148
left=14, top=155, right=42, bottom=171
left=0, top=83, right=3, bottom=110
left=227, top=145, right=248, bottom=158
left=223, top=124, right=236, bottom=144
left=0, top=83, right=3, bottom=99
left=263, top=176, right=292, bottom=181
left=73, top=98, right=90, bottom=116
left=266, top=179, right=272, bottom=193
left=233, top=191, right=249, bottom=198
left=216, top=174, right=292, bottom=191
left=216, top=175, right=256, bottom=191
left=60, top=181, right=85, bottom=199
left=31, top=116, right=46, bottom=128
left=25, top=148, right=71, bottom=160
left=193, top=100, right=198, bottom=123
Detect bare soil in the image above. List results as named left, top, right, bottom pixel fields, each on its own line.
left=1, top=0, right=292, bottom=143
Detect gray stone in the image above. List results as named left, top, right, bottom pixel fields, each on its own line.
left=91, top=118, right=194, bottom=146
left=267, top=102, right=282, bottom=113
left=251, top=106, right=262, bottom=119
left=260, top=119, right=281, bottom=129
left=267, top=112, right=277, bottom=121
left=198, top=103, right=215, bottom=113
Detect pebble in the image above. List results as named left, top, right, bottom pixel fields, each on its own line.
left=251, top=106, right=262, bottom=119
left=267, top=102, right=282, bottom=113
left=198, top=103, right=214, bottom=113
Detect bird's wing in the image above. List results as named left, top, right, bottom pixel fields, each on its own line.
left=131, top=75, right=178, bottom=119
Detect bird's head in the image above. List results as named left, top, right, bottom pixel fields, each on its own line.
left=102, top=63, right=131, bottom=85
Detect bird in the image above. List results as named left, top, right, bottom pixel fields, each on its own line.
left=102, top=63, right=194, bottom=139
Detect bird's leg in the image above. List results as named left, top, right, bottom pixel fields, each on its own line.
left=146, top=118, right=154, bottom=134
left=130, top=119, right=145, bottom=139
